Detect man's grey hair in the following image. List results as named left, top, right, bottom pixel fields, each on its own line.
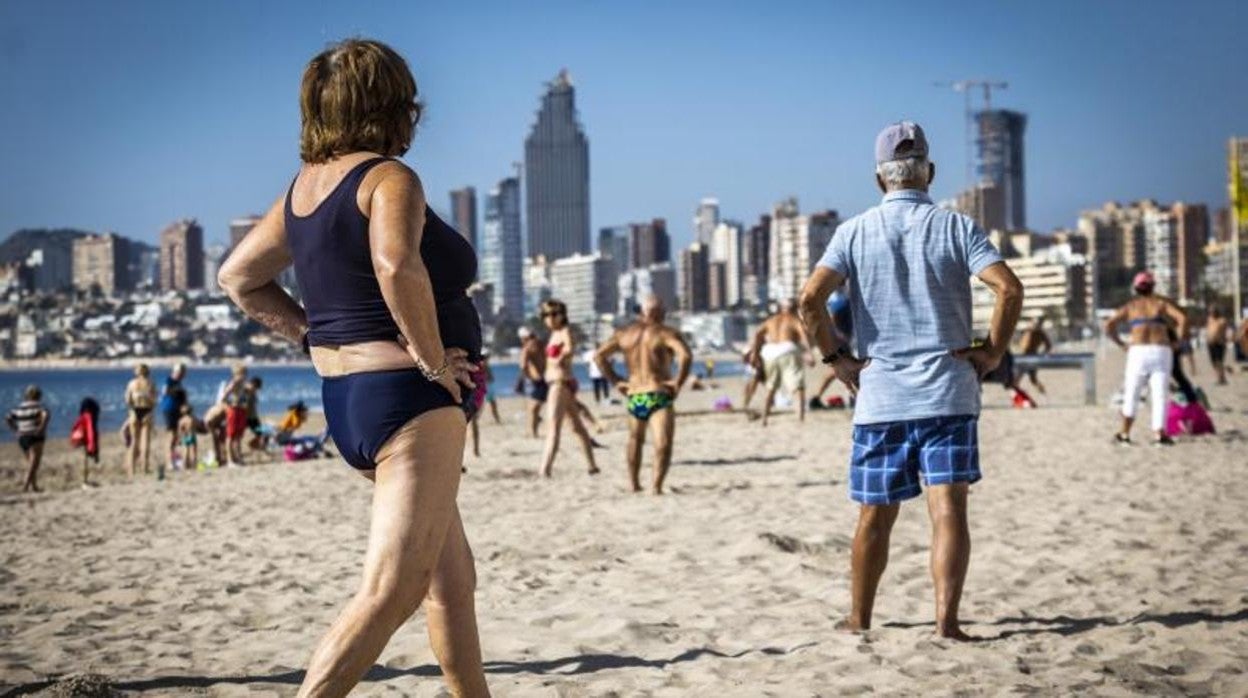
left=875, top=156, right=930, bottom=187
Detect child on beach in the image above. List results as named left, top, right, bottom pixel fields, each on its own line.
left=8, top=385, right=50, bottom=493
left=69, top=397, right=101, bottom=487
left=176, top=404, right=198, bottom=471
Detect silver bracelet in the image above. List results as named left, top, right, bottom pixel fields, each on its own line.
left=418, top=357, right=449, bottom=382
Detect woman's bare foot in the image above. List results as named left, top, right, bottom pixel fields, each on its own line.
left=834, top=618, right=867, bottom=633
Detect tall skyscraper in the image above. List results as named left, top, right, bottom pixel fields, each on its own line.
left=1172, top=203, right=1208, bottom=303
left=630, top=219, right=670, bottom=269
left=449, top=187, right=478, bottom=248
left=481, top=177, right=524, bottom=320
left=679, top=242, right=709, bottom=313
left=975, top=109, right=1027, bottom=231
left=160, top=218, right=204, bottom=291
left=709, top=221, right=743, bottom=308
left=524, top=70, right=590, bottom=259
left=742, top=214, right=771, bottom=308
left=694, top=198, right=720, bottom=245
left=72, top=233, right=132, bottom=295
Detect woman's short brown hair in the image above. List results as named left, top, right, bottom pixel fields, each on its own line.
left=299, top=39, right=422, bottom=163
left=540, top=299, right=568, bottom=322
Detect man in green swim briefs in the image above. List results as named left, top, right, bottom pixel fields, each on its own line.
left=594, top=296, right=692, bottom=494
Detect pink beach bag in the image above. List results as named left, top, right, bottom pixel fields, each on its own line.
left=1165, top=401, right=1215, bottom=437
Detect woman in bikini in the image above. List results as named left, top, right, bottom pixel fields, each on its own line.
left=124, top=364, right=157, bottom=477
left=217, top=39, right=488, bottom=696
left=537, top=299, right=600, bottom=478
left=1103, top=270, right=1189, bottom=445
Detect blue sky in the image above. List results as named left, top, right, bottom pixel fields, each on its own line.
left=1, top=0, right=1245, bottom=249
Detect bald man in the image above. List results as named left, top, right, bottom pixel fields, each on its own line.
left=594, top=297, right=693, bottom=494
left=749, top=298, right=815, bottom=426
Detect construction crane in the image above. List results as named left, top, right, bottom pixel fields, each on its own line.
left=934, top=79, right=1009, bottom=188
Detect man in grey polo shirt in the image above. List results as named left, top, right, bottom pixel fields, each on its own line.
left=799, top=121, right=1023, bottom=640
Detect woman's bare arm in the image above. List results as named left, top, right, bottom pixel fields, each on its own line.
left=217, top=194, right=308, bottom=345
left=367, top=163, right=473, bottom=399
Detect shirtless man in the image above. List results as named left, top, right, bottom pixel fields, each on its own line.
left=594, top=296, right=692, bottom=494
left=1018, top=316, right=1053, bottom=394
left=1205, top=308, right=1231, bottom=385
left=516, top=327, right=548, bottom=438
left=748, top=298, right=815, bottom=426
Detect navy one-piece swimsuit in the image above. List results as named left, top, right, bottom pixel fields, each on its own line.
left=285, top=156, right=481, bottom=469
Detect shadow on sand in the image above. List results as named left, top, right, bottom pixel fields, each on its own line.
left=882, top=607, right=1248, bottom=641
left=0, top=644, right=816, bottom=696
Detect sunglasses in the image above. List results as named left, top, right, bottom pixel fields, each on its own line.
left=541, top=311, right=564, bottom=318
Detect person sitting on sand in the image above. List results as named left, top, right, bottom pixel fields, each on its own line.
left=8, top=385, right=50, bottom=493
left=1205, top=308, right=1232, bottom=385
left=124, top=364, right=157, bottom=477
left=1103, top=271, right=1188, bottom=446
left=517, top=326, right=548, bottom=438
left=594, top=295, right=692, bottom=495
left=176, top=404, right=198, bottom=471
left=70, top=397, right=101, bottom=488
left=748, top=298, right=815, bottom=427
left=799, top=121, right=1023, bottom=640
left=537, top=299, right=600, bottom=478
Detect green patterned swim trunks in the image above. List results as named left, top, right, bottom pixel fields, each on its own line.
left=626, top=391, right=674, bottom=421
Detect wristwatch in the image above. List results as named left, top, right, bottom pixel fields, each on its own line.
left=821, top=344, right=853, bottom=365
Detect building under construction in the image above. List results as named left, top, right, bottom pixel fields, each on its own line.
left=975, top=109, right=1028, bottom=231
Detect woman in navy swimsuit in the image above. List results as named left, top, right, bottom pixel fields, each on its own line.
left=218, top=39, right=489, bottom=697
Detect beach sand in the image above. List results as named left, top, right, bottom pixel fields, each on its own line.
left=2, top=349, right=1246, bottom=696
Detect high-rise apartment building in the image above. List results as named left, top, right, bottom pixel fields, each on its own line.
left=694, top=198, right=720, bottom=245
left=229, top=215, right=261, bottom=250
left=450, top=187, right=478, bottom=248
left=524, top=70, right=590, bottom=259
left=550, top=253, right=617, bottom=335
left=480, top=177, right=524, bottom=320
left=523, top=255, right=553, bottom=318
left=742, top=215, right=771, bottom=308
left=768, top=199, right=838, bottom=303
left=1172, top=203, right=1208, bottom=303
left=679, top=242, right=710, bottom=313
left=618, top=263, right=677, bottom=316
left=708, top=261, right=729, bottom=310
left=72, top=233, right=132, bottom=295
left=975, top=109, right=1027, bottom=230
left=630, top=219, right=670, bottom=270
left=709, top=221, right=742, bottom=308
left=597, top=226, right=631, bottom=268
left=160, top=218, right=205, bottom=291
left=203, top=243, right=226, bottom=293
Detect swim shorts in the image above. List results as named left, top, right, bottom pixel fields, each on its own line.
left=849, top=414, right=981, bottom=505
left=626, top=391, right=674, bottom=421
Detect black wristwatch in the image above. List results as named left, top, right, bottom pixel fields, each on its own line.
left=821, top=344, right=853, bottom=365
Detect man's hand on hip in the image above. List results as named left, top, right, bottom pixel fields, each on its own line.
left=952, top=345, right=1002, bottom=379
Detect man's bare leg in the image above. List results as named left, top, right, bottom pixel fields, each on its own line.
left=927, top=484, right=972, bottom=641
left=797, top=387, right=807, bottom=422
left=528, top=400, right=542, bottom=439
left=626, top=415, right=646, bottom=492
left=760, top=386, right=778, bottom=427
left=840, top=503, right=900, bottom=631
left=1028, top=372, right=1047, bottom=395
left=742, top=377, right=759, bottom=420
left=648, top=407, right=676, bottom=495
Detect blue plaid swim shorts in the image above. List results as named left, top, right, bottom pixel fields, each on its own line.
left=848, top=414, right=981, bottom=505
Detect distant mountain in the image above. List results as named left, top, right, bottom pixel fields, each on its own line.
left=0, top=228, right=92, bottom=264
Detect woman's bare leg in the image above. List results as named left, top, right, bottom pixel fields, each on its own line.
left=565, top=397, right=600, bottom=474
left=23, top=444, right=42, bottom=492
left=539, top=391, right=566, bottom=477
left=425, top=505, right=489, bottom=696
left=297, top=407, right=480, bottom=698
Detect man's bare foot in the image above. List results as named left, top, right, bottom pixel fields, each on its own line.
left=935, top=624, right=973, bottom=642
left=834, top=618, right=867, bottom=633
left=631, top=485, right=643, bottom=493
left=541, top=467, right=552, bottom=478
left=587, top=466, right=600, bottom=475
left=651, top=488, right=663, bottom=496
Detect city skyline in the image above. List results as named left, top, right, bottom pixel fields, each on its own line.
left=2, top=1, right=1245, bottom=253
